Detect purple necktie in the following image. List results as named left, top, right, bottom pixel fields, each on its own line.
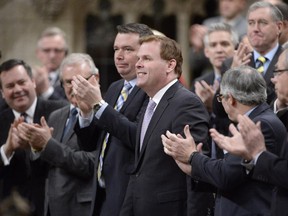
left=140, top=99, right=156, bottom=151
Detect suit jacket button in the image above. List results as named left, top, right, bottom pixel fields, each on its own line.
left=135, top=173, right=140, bottom=177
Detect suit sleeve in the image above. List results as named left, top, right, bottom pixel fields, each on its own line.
left=40, top=138, right=95, bottom=179
left=253, top=150, right=288, bottom=189
left=191, top=153, right=248, bottom=190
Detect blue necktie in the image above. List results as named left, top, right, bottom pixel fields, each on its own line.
left=61, top=108, right=78, bottom=141
left=20, top=112, right=28, bottom=123
left=97, top=82, right=132, bottom=187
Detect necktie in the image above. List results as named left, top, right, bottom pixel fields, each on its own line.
left=61, top=107, right=78, bottom=141
left=97, top=82, right=132, bottom=187
left=20, top=112, right=28, bottom=123
left=256, top=56, right=266, bottom=74
left=140, top=99, right=157, bottom=151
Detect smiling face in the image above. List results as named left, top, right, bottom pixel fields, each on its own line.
left=204, top=31, right=235, bottom=71
left=136, top=40, right=177, bottom=97
left=113, top=33, right=141, bottom=81
left=0, top=65, right=36, bottom=113
left=247, top=7, right=282, bottom=54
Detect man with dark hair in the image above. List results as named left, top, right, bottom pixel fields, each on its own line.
left=0, top=59, right=67, bottom=215
left=73, top=23, right=153, bottom=216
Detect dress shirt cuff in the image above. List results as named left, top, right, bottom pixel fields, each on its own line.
left=40, top=86, right=54, bottom=100
left=95, top=102, right=108, bottom=119
left=0, top=145, right=14, bottom=166
left=241, top=151, right=264, bottom=174
left=79, top=112, right=94, bottom=128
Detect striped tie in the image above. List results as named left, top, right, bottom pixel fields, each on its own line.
left=257, top=56, right=266, bottom=74
left=97, top=82, right=132, bottom=187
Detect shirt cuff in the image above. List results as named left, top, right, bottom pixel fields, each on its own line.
left=0, top=145, right=14, bottom=166
left=95, top=102, right=108, bottom=119
left=79, top=112, right=94, bottom=128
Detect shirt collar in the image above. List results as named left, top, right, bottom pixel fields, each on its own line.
left=13, top=98, right=38, bottom=122
left=151, top=79, right=178, bottom=107
left=253, top=43, right=279, bottom=63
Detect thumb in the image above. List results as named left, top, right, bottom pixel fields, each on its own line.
left=196, top=143, right=203, bottom=152
left=256, top=121, right=261, bottom=130
left=40, top=116, right=48, bottom=128
left=183, top=125, right=193, bottom=140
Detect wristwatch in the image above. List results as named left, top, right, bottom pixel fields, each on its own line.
left=93, top=99, right=105, bottom=112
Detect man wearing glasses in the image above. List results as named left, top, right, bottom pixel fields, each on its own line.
left=162, top=65, right=287, bottom=216
left=34, top=27, right=68, bottom=100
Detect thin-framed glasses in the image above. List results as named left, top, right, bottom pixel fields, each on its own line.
left=61, top=74, right=95, bottom=88
left=273, top=69, right=288, bottom=77
left=216, top=94, right=224, bottom=103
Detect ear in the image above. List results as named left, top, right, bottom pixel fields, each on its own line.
left=167, top=59, right=177, bottom=74
left=276, top=21, right=283, bottom=37
left=204, top=47, right=210, bottom=59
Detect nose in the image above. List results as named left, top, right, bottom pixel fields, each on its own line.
left=115, top=49, right=124, bottom=60
left=135, top=58, right=142, bottom=69
left=271, top=76, right=277, bottom=84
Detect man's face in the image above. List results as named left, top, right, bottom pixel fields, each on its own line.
left=113, top=33, right=141, bottom=81
left=36, top=35, right=67, bottom=72
left=247, top=7, right=282, bottom=54
left=271, top=52, right=288, bottom=106
left=136, top=41, right=170, bottom=97
left=61, top=63, right=94, bottom=106
left=219, top=0, right=245, bottom=20
left=0, top=65, right=36, bottom=113
left=204, top=31, right=235, bottom=70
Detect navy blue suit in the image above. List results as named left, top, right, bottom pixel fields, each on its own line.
left=190, top=103, right=287, bottom=215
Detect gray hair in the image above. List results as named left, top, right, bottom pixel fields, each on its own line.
left=59, top=53, right=99, bottom=79
left=203, top=23, right=239, bottom=47
left=221, top=66, right=267, bottom=106
left=247, top=1, right=283, bottom=22
left=37, top=27, right=68, bottom=52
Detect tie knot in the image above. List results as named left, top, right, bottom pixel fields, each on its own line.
left=123, top=82, right=132, bottom=92
left=70, top=107, right=78, bottom=117
left=257, top=56, right=266, bottom=64
left=147, top=99, right=156, bottom=112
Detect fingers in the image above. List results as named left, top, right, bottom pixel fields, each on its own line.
left=196, top=143, right=203, bottom=152
left=183, top=125, right=193, bottom=141
left=40, top=116, right=48, bottom=127
left=228, top=123, right=239, bottom=136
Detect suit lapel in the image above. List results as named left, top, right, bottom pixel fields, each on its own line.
left=53, top=106, right=70, bottom=142
left=62, top=107, right=77, bottom=143
left=248, top=103, right=270, bottom=120
left=263, top=46, right=282, bottom=84
left=136, top=82, right=180, bottom=162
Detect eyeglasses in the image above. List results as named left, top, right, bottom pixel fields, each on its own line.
left=273, top=69, right=288, bottom=77
left=41, top=48, right=66, bottom=54
left=216, top=94, right=224, bottom=103
left=61, top=74, right=95, bottom=88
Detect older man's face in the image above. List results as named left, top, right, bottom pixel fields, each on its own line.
left=271, top=51, right=288, bottom=107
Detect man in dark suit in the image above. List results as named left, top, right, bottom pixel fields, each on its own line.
left=222, top=1, right=283, bottom=104
left=75, top=35, right=210, bottom=216
left=34, top=27, right=68, bottom=100
left=162, top=66, right=287, bottom=215
left=16, top=53, right=99, bottom=216
left=211, top=47, right=288, bottom=216
left=0, top=59, right=67, bottom=216
left=72, top=24, right=153, bottom=216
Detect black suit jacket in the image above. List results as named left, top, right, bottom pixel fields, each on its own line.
left=252, top=109, right=288, bottom=216
left=102, top=81, right=210, bottom=216
left=0, top=98, right=67, bottom=216
left=77, top=79, right=148, bottom=216
left=191, top=103, right=287, bottom=216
